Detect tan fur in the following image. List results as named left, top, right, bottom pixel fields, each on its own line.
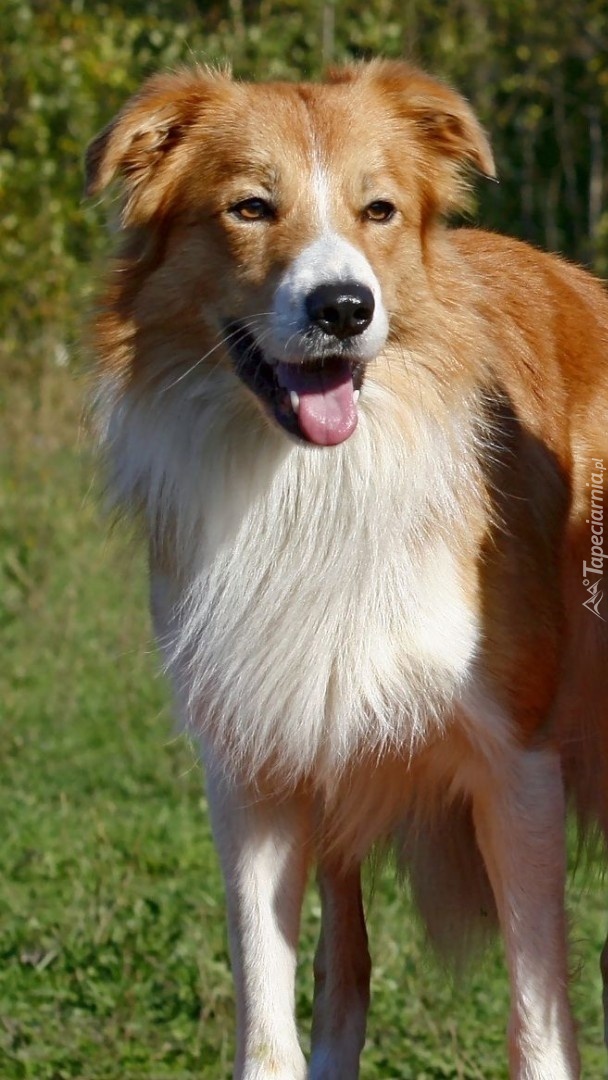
left=88, top=61, right=608, bottom=1079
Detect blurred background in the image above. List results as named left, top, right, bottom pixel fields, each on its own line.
left=1, top=2, right=607, bottom=1077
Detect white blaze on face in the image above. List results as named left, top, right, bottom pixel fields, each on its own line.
left=262, top=161, right=389, bottom=446
left=267, top=166, right=389, bottom=363
left=312, top=163, right=333, bottom=230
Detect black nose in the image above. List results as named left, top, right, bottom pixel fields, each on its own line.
left=305, top=281, right=375, bottom=340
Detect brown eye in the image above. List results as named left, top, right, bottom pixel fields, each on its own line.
left=363, top=200, right=396, bottom=223
left=230, top=197, right=275, bottom=221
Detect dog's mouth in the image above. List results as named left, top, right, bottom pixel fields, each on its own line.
left=225, top=321, right=364, bottom=446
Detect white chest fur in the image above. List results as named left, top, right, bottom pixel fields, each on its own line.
left=104, top=373, right=482, bottom=785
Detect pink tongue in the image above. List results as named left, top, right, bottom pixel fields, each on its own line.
left=277, top=360, right=358, bottom=446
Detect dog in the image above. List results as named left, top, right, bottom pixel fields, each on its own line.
left=86, top=60, right=608, bottom=1079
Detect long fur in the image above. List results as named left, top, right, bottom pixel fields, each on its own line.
left=87, top=59, right=608, bottom=1078
left=100, top=369, right=485, bottom=787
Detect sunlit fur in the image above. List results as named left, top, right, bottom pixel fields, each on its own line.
left=102, top=370, right=483, bottom=786
left=89, top=60, right=608, bottom=1080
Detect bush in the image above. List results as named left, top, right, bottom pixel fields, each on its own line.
left=2, top=0, right=606, bottom=379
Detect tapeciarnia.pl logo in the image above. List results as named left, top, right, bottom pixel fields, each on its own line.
left=582, top=458, right=605, bottom=620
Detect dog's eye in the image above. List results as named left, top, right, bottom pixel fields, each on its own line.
left=363, top=200, right=397, bottom=223
left=230, top=198, right=275, bottom=222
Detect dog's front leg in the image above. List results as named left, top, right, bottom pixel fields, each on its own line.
left=470, top=746, right=579, bottom=1080
left=205, top=755, right=311, bottom=1080
left=309, top=863, right=371, bottom=1079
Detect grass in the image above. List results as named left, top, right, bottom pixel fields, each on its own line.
left=1, top=366, right=606, bottom=1079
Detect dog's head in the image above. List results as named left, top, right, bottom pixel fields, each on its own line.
left=87, top=61, right=494, bottom=446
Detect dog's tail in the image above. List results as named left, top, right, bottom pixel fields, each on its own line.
left=393, top=797, right=498, bottom=972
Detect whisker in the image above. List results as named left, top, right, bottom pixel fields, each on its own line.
left=282, top=330, right=304, bottom=358
left=244, top=329, right=275, bottom=384
left=160, top=313, right=273, bottom=394
left=159, top=329, right=244, bottom=395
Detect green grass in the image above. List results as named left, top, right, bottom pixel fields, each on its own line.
left=1, top=368, right=606, bottom=1079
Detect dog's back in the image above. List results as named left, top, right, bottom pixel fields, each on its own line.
left=452, top=230, right=608, bottom=842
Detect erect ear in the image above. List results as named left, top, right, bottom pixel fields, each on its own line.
left=84, top=66, right=231, bottom=223
left=329, top=61, right=496, bottom=214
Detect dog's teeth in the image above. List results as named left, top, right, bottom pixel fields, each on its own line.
left=289, top=390, right=300, bottom=414
left=353, top=389, right=360, bottom=403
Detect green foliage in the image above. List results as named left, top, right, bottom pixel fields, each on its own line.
left=1, top=0, right=607, bottom=378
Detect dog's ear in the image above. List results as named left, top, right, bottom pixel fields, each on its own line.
left=85, top=66, right=231, bottom=223
left=329, top=61, right=496, bottom=216
left=400, top=69, right=495, bottom=179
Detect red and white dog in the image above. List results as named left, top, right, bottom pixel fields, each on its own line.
left=86, top=61, right=608, bottom=1079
